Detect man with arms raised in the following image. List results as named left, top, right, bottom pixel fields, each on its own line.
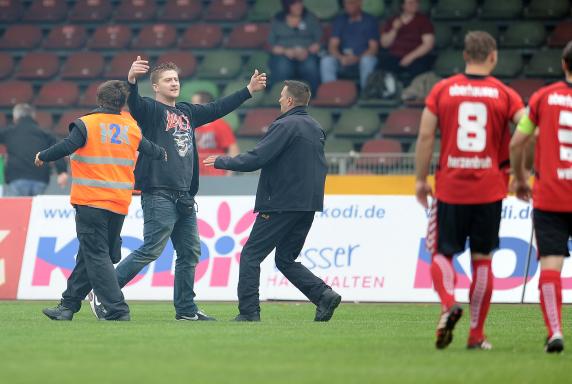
left=415, top=32, right=525, bottom=349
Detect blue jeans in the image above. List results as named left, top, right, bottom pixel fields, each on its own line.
left=8, top=179, right=47, bottom=196
left=320, top=54, right=378, bottom=89
left=269, top=54, right=320, bottom=94
left=115, top=191, right=201, bottom=315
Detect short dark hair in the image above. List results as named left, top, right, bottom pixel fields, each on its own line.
left=283, top=80, right=311, bottom=106
left=193, top=91, right=214, bottom=104
left=150, top=62, right=180, bottom=84
left=563, top=41, right=572, bottom=72
left=464, top=31, right=497, bottom=63
left=96, top=80, right=129, bottom=111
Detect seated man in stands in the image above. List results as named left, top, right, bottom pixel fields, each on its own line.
left=320, top=0, right=379, bottom=89
left=268, top=0, right=322, bottom=93
left=379, top=0, right=435, bottom=82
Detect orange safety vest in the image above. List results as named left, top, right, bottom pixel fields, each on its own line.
left=70, top=112, right=142, bottom=215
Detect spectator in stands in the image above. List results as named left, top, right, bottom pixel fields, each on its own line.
left=0, top=104, right=68, bottom=196
left=320, top=0, right=379, bottom=89
left=268, top=0, right=322, bottom=94
left=192, top=91, right=240, bottom=176
left=379, top=0, right=435, bottom=81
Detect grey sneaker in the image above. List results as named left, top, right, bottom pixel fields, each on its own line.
left=88, top=291, right=107, bottom=320
left=42, top=303, right=73, bottom=321
left=176, top=310, right=216, bottom=321
left=314, top=289, right=342, bottom=322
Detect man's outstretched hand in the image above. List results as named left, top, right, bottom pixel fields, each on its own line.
left=128, top=55, right=150, bottom=84
left=246, top=69, right=267, bottom=95
left=203, top=155, right=220, bottom=167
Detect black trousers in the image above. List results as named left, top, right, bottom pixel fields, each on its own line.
left=61, top=205, right=129, bottom=319
left=237, top=211, right=330, bottom=315
left=378, top=49, right=435, bottom=83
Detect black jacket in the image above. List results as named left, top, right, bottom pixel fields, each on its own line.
left=0, top=116, right=67, bottom=184
left=127, top=81, right=251, bottom=194
left=215, top=106, right=327, bottom=212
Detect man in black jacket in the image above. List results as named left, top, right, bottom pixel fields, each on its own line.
left=204, top=80, right=342, bottom=322
left=0, top=104, right=68, bottom=196
left=89, top=56, right=267, bottom=321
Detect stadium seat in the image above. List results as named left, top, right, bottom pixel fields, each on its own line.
left=62, top=52, right=105, bottom=79
left=434, top=24, right=452, bottom=50
left=178, top=81, right=220, bottom=101
left=0, top=0, right=23, bottom=22
left=305, top=0, right=340, bottom=20
left=196, top=51, right=242, bottom=79
left=248, top=0, right=281, bottom=21
left=238, top=109, right=281, bottom=137
left=491, top=51, right=523, bottom=78
left=242, top=51, right=271, bottom=78
left=308, top=109, right=334, bottom=134
left=23, top=0, right=68, bottom=22
left=523, top=0, right=571, bottom=19
left=548, top=21, right=572, bottom=48
left=222, top=80, right=263, bottom=107
left=333, top=109, right=380, bottom=138
left=479, top=0, right=522, bottom=19
left=69, top=0, right=112, bottom=22
left=524, top=50, right=564, bottom=78
left=179, top=24, right=223, bottom=49
left=0, top=81, right=34, bottom=107
left=508, top=79, right=544, bottom=103
left=236, top=138, right=259, bottom=152
left=223, top=111, right=240, bottom=132
left=105, top=53, right=146, bottom=79
left=35, top=111, right=54, bottom=131
left=500, top=22, right=546, bottom=48
left=34, top=81, right=79, bottom=108
left=115, top=0, right=156, bottom=22
left=260, top=83, right=283, bottom=107
left=133, top=24, right=177, bottom=49
left=455, top=22, right=499, bottom=48
left=204, top=0, right=247, bottom=22
left=357, top=139, right=403, bottom=168
left=324, top=138, right=354, bottom=153
left=0, top=25, right=42, bottom=49
left=43, top=25, right=87, bottom=50
left=54, top=110, right=91, bottom=137
left=16, top=53, right=59, bottom=80
left=226, top=23, right=270, bottom=49
left=312, top=81, right=358, bottom=108
left=0, top=53, right=14, bottom=80
left=0, top=113, right=7, bottom=128
left=157, top=52, right=197, bottom=79
left=390, top=0, right=431, bottom=14
left=433, top=50, right=465, bottom=77
left=363, top=0, right=384, bottom=17
left=382, top=109, right=422, bottom=138
left=431, top=0, right=477, bottom=20
left=79, top=82, right=104, bottom=107
left=89, top=25, right=132, bottom=50
left=159, top=0, right=202, bottom=21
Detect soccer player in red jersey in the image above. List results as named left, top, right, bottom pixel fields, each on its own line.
left=415, top=31, right=525, bottom=350
left=510, top=41, right=572, bottom=354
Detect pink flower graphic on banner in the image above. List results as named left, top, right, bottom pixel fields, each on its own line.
left=196, top=202, right=256, bottom=286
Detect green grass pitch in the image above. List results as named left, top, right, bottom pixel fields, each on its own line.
left=0, top=301, right=570, bottom=384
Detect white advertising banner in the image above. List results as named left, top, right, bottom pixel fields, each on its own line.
left=15, top=195, right=570, bottom=303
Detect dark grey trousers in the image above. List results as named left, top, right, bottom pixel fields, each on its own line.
left=62, top=205, right=129, bottom=319
left=238, top=211, right=329, bottom=315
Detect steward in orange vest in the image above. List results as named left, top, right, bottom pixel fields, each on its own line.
left=36, top=80, right=166, bottom=321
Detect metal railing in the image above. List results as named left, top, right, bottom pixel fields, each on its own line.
left=325, top=153, right=439, bottom=175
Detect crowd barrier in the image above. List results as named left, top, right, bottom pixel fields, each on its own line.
left=1, top=195, right=570, bottom=303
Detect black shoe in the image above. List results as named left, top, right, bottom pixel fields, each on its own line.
left=42, top=303, right=73, bottom=321
left=233, top=313, right=261, bottom=322
left=101, top=313, right=131, bottom=321
left=435, top=304, right=463, bottom=350
left=314, top=289, right=341, bottom=322
left=176, top=310, right=217, bottom=321
left=88, top=291, right=107, bottom=320
left=546, top=334, right=564, bottom=354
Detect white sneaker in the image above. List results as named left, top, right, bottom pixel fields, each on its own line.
left=87, top=290, right=107, bottom=319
